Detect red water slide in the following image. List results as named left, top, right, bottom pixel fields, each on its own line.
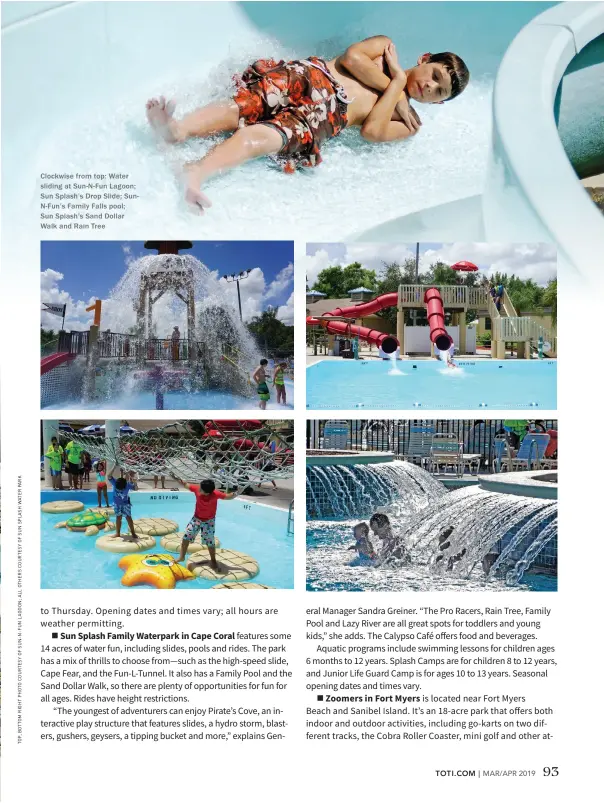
left=306, top=292, right=400, bottom=355
left=40, top=352, right=77, bottom=375
left=424, top=288, right=453, bottom=351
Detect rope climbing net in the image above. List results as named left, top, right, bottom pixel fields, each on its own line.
left=58, top=420, right=294, bottom=486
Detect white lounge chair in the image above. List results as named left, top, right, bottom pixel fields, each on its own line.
left=428, top=433, right=482, bottom=476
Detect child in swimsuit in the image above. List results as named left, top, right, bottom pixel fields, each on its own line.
left=172, top=475, right=239, bottom=571
left=96, top=460, right=109, bottom=507
left=146, top=38, right=469, bottom=213
left=274, top=361, right=288, bottom=405
left=348, top=522, right=376, bottom=561
left=253, top=358, right=271, bottom=410
left=109, top=465, right=137, bottom=541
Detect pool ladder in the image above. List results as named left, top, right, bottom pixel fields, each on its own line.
left=287, top=500, right=294, bottom=537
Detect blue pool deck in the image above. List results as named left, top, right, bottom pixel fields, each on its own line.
left=306, top=359, right=557, bottom=410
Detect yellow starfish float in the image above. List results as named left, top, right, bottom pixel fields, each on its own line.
left=118, top=553, right=195, bottom=589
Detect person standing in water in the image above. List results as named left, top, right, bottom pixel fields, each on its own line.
left=253, top=358, right=271, bottom=410
left=273, top=361, right=288, bottom=405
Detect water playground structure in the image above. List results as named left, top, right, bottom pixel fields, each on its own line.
left=4, top=2, right=603, bottom=276
left=41, top=241, right=274, bottom=410
left=306, top=421, right=558, bottom=592
left=41, top=419, right=294, bottom=590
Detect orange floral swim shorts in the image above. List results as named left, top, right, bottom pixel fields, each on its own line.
left=233, top=56, right=351, bottom=172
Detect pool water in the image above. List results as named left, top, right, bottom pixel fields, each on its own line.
left=306, top=520, right=557, bottom=592
left=43, top=380, right=294, bottom=411
left=41, top=491, right=293, bottom=590
left=306, top=359, right=556, bottom=410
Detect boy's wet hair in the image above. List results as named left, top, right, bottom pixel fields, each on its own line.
left=428, top=52, right=469, bottom=100
left=115, top=477, right=127, bottom=490
left=354, top=522, right=370, bottom=537
left=200, top=479, right=216, bottom=494
left=370, top=512, right=391, bottom=529
left=260, top=358, right=268, bottom=365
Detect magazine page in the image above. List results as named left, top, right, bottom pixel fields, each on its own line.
left=1, top=1, right=602, bottom=801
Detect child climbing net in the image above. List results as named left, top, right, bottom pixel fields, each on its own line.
left=56, top=420, right=294, bottom=487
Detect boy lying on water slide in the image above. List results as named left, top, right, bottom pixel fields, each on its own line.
left=146, top=36, right=469, bottom=213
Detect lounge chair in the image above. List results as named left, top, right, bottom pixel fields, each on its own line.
left=405, top=423, right=435, bottom=468
left=427, top=433, right=482, bottom=476
left=509, top=432, right=557, bottom=471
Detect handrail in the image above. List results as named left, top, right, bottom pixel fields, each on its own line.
left=287, top=500, right=294, bottom=537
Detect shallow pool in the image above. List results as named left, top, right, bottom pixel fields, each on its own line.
left=306, top=360, right=556, bottom=410
left=41, top=491, right=293, bottom=589
left=42, top=380, right=294, bottom=411
left=306, top=520, right=556, bottom=592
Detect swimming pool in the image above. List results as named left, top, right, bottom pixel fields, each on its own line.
left=42, top=381, right=295, bottom=411
left=306, top=520, right=557, bottom=593
left=41, top=491, right=293, bottom=589
left=306, top=360, right=557, bottom=410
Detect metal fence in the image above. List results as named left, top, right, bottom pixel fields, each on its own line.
left=306, top=419, right=557, bottom=466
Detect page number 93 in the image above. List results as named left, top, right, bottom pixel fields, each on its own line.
left=543, top=767, right=559, bottom=777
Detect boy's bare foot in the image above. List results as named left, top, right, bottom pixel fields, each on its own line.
left=146, top=96, right=178, bottom=142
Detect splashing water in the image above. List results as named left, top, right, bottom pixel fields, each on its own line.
left=81, top=252, right=261, bottom=406
left=35, top=39, right=493, bottom=240
left=307, top=459, right=557, bottom=590
left=307, top=460, right=446, bottom=520
left=388, top=353, right=403, bottom=375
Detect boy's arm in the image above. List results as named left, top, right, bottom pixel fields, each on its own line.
left=337, top=36, right=393, bottom=92
left=361, top=45, right=416, bottom=142
left=222, top=487, right=241, bottom=500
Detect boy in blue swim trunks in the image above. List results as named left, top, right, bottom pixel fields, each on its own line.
left=109, top=465, right=137, bottom=541
left=172, top=476, right=239, bottom=571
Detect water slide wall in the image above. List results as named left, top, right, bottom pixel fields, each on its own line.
left=357, top=2, right=604, bottom=276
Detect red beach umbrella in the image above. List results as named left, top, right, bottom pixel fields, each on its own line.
left=450, top=260, right=479, bottom=272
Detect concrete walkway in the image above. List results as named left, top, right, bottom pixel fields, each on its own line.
left=40, top=475, right=294, bottom=511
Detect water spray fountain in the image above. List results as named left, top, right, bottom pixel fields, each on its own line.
left=307, top=454, right=557, bottom=589
left=43, top=241, right=261, bottom=409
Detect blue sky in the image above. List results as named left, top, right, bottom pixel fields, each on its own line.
left=304, top=242, right=557, bottom=286
left=41, top=240, right=295, bottom=330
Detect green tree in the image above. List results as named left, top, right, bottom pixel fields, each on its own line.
left=313, top=262, right=378, bottom=298
left=542, top=279, right=557, bottom=327
left=490, top=273, right=545, bottom=313
left=374, top=259, right=416, bottom=326
left=247, top=309, right=294, bottom=354
left=41, top=328, right=57, bottom=348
